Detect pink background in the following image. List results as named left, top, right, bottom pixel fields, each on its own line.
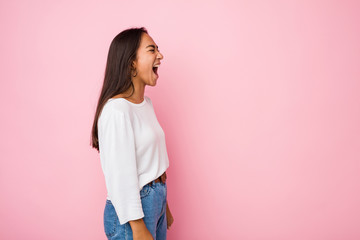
left=1, top=0, right=360, bottom=239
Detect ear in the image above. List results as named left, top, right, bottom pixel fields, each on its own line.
left=131, top=60, right=137, bottom=70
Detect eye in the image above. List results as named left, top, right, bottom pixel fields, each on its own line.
left=149, top=49, right=155, bottom=52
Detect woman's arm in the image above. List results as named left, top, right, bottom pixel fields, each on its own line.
left=129, top=219, right=154, bottom=240
left=129, top=218, right=147, bottom=232
left=166, top=200, right=174, bottom=229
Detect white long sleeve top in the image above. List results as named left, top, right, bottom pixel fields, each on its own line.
left=97, top=95, right=170, bottom=224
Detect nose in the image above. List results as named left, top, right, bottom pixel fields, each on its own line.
left=157, top=51, right=164, bottom=60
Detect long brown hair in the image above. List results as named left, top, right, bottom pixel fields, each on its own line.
left=90, top=27, right=148, bottom=151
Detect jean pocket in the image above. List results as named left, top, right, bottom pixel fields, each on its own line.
left=103, top=200, right=117, bottom=238
left=140, top=184, right=152, bottom=199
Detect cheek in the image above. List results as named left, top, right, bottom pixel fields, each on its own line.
left=140, top=66, right=152, bottom=75
left=137, top=60, right=152, bottom=73
left=139, top=64, right=152, bottom=73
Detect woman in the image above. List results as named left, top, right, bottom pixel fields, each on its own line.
left=91, top=27, right=174, bottom=240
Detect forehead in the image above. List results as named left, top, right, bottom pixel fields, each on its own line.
left=140, top=33, right=156, bottom=47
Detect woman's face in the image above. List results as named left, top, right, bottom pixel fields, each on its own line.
left=132, top=33, right=164, bottom=86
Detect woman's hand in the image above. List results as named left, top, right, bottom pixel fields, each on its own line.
left=129, top=219, right=154, bottom=240
left=133, top=229, right=154, bottom=240
left=166, top=200, right=174, bottom=230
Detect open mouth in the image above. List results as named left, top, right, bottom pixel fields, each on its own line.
left=152, top=67, right=158, bottom=75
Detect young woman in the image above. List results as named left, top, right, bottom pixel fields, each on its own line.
left=91, top=27, right=174, bottom=240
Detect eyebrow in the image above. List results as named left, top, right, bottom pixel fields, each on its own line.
left=146, top=44, right=158, bottom=49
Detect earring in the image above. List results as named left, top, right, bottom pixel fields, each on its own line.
left=132, top=68, right=138, bottom=77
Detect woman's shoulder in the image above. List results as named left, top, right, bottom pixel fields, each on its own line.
left=101, top=95, right=151, bottom=117
left=107, top=95, right=151, bottom=105
left=100, top=99, right=132, bottom=119
left=145, top=95, right=152, bottom=104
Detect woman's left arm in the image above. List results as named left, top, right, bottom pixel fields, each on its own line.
left=166, top=200, right=174, bottom=229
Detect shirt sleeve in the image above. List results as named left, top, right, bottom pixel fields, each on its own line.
left=98, top=109, right=144, bottom=225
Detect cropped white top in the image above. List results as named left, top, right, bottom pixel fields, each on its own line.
left=97, top=95, right=169, bottom=224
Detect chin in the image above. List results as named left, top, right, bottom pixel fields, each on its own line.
left=146, top=80, right=157, bottom=86
left=143, top=73, right=158, bottom=86
left=150, top=76, right=158, bottom=85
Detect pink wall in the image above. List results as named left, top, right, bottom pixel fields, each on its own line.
left=1, top=0, right=359, bottom=239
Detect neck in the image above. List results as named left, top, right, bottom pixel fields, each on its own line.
left=123, top=81, right=145, bottom=103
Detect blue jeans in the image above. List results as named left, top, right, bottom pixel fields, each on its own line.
left=104, top=180, right=167, bottom=240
